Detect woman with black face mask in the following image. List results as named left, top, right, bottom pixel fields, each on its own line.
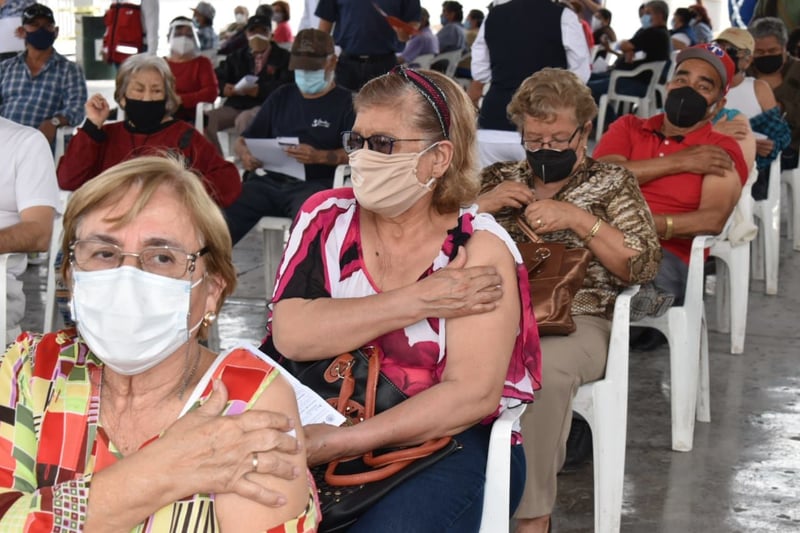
left=477, top=68, right=662, bottom=533
left=748, top=16, right=800, bottom=170
left=56, top=54, right=242, bottom=208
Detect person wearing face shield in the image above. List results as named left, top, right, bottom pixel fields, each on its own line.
left=595, top=43, right=750, bottom=349
left=224, top=29, right=354, bottom=244
left=165, top=16, right=218, bottom=123
left=748, top=16, right=800, bottom=171
left=204, top=15, right=292, bottom=156
left=0, top=3, right=87, bottom=144
left=476, top=67, right=661, bottom=533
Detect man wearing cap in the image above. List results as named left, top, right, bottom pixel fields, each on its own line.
left=717, top=26, right=791, bottom=197
left=205, top=14, right=292, bottom=155
left=192, top=1, right=218, bottom=51
left=594, top=44, right=749, bottom=340
left=315, top=0, right=421, bottom=91
left=0, top=3, right=86, bottom=144
left=224, top=29, right=355, bottom=244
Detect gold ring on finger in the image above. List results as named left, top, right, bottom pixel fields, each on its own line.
left=252, top=452, right=258, bottom=472
left=536, top=218, right=543, bottom=228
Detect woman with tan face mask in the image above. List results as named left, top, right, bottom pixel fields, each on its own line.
left=263, top=67, right=543, bottom=531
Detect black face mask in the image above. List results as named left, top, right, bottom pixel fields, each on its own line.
left=25, top=27, right=56, bottom=50
left=526, top=148, right=578, bottom=183
left=124, top=98, right=167, bottom=132
left=664, top=86, right=713, bottom=128
left=753, top=54, right=784, bottom=74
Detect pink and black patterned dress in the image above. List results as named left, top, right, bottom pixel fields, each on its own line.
left=265, top=189, right=542, bottom=436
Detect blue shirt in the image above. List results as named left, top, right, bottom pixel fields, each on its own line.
left=400, top=26, right=438, bottom=64
left=436, top=22, right=465, bottom=53
left=315, top=0, right=421, bottom=55
left=196, top=26, right=218, bottom=51
left=0, top=50, right=87, bottom=128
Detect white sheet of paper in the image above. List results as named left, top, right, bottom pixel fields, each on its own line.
left=244, top=138, right=306, bottom=181
left=241, top=344, right=347, bottom=427
left=0, top=18, right=24, bottom=54
left=234, top=74, right=259, bottom=92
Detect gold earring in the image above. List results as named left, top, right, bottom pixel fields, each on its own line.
left=202, top=311, right=217, bottom=327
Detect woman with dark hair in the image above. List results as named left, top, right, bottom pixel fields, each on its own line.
left=272, top=1, right=293, bottom=44
left=671, top=7, right=698, bottom=50
left=689, top=3, right=714, bottom=43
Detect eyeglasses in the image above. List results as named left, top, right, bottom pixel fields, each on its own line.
left=522, top=125, right=583, bottom=152
left=70, top=240, right=208, bottom=279
left=342, top=131, right=431, bottom=155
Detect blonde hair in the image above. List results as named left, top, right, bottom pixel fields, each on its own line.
left=507, top=68, right=598, bottom=129
left=114, top=54, right=182, bottom=115
left=62, top=155, right=236, bottom=339
left=355, top=69, right=479, bottom=213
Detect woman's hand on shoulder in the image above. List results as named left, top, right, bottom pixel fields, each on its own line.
left=412, top=246, right=503, bottom=319
left=476, top=181, right=535, bottom=214
left=155, top=379, right=303, bottom=507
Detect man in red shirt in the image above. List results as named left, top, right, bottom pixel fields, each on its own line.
left=594, top=43, right=748, bottom=316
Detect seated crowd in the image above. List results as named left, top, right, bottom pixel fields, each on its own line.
left=2, top=2, right=799, bottom=532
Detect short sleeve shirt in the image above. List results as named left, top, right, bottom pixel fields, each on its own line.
left=315, top=0, right=421, bottom=55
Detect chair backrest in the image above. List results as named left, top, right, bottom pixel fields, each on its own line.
left=431, top=49, right=464, bottom=78
left=54, top=126, right=77, bottom=167
left=43, top=190, right=71, bottom=333
left=0, top=253, right=9, bottom=349
left=412, top=53, right=436, bottom=69
left=333, top=164, right=351, bottom=188
left=608, top=60, right=667, bottom=105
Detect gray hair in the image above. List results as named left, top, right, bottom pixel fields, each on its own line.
left=646, top=1, right=669, bottom=21
left=748, top=17, right=788, bottom=48
left=114, top=54, right=182, bottom=115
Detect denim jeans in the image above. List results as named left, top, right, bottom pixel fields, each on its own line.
left=347, top=423, right=526, bottom=533
left=654, top=248, right=689, bottom=306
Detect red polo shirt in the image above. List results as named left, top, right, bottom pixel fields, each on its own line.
left=594, top=113, right=748, bottom=264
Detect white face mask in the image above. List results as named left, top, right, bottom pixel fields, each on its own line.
left=591, top=17, right=603, bottom=31
left=235, top=13, right=247, bottom=24
left=349, top=143, right=439, bottom=218
left=170, top=35, right=197, bottom=56
left=71, top=266, right=203, bottom=376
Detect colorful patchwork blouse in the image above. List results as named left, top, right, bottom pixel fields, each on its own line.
left=0, top=330, right=319, bottom=532
left=265, top=189, right=542, bottom=431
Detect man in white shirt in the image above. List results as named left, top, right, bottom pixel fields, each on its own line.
left=0, top=117, right=58, bottom=342
left=468, top=0, right=590, bottom=131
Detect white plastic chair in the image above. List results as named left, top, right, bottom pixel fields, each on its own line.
left=751, top=155, right=782, bottom=295
left=781, top=167, right=800, bottom=251
left=653, top=50, right=679, bottom=111
left=43, top=190, right=71, bottom=333
left=479, top=403, right=527, bottom=533
left=476, top=129, right=525, bottom=168
left=54, top=125, right=76, bottom=167
left=630, top=236, right=712, bottom=452
left=595, top=60, right=668, bottom=143
left=431, top=49, right=464, bottom=78
left=708, top=167, right=757, bottom=354
left=1, top=253, right=10, bottom=348
left=411, top=53, right=435, bottom=69
left=572, top=285, right=638, bottom=533
left=258, top=165, right=350, bottom=297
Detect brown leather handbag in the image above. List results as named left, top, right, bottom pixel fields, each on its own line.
left=274, top=345, right=458, bottom=532
left=516, top=217, right=592, bottom=335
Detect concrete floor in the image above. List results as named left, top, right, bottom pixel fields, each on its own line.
left=17, top=226, right=800, bottom=533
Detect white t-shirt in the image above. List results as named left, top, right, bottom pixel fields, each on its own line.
left=1, top=117, right=59, bottom=338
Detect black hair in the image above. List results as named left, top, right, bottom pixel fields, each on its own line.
left=442, top=1, right=464, bottom=22
left=598, top=8, right=612, bottom=23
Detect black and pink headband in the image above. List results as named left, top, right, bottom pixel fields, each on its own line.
left=391, top=65, right=451, bottom=139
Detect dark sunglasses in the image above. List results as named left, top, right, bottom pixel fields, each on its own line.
left=341, top=131, right=430, bottom=155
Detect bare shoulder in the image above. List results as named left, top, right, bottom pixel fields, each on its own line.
left=462, top=227, right=516, bottom=271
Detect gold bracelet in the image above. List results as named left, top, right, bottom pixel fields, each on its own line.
left=663, top=215, right=674, bottom=240
left=583, top=217, right=603, bottom=245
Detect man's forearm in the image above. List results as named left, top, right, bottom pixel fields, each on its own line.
left=596, top=155, right=684, bottom=185
left=0, top=221, right=52, bottom=254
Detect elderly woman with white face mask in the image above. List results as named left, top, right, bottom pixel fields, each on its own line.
left=165, top=16, right=219, bottom=122
left=262, top=67, right=542, bottom=531
left=0, top=156, right=319, bottom=532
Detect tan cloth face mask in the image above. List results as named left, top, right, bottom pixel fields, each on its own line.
left=349, top=143, right=439, bottom=218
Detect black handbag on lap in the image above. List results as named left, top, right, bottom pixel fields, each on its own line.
left=261, top=345, right=460, bottom=532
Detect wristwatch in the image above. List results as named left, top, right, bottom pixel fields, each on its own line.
left=50, top=117, right=61, bottom=127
